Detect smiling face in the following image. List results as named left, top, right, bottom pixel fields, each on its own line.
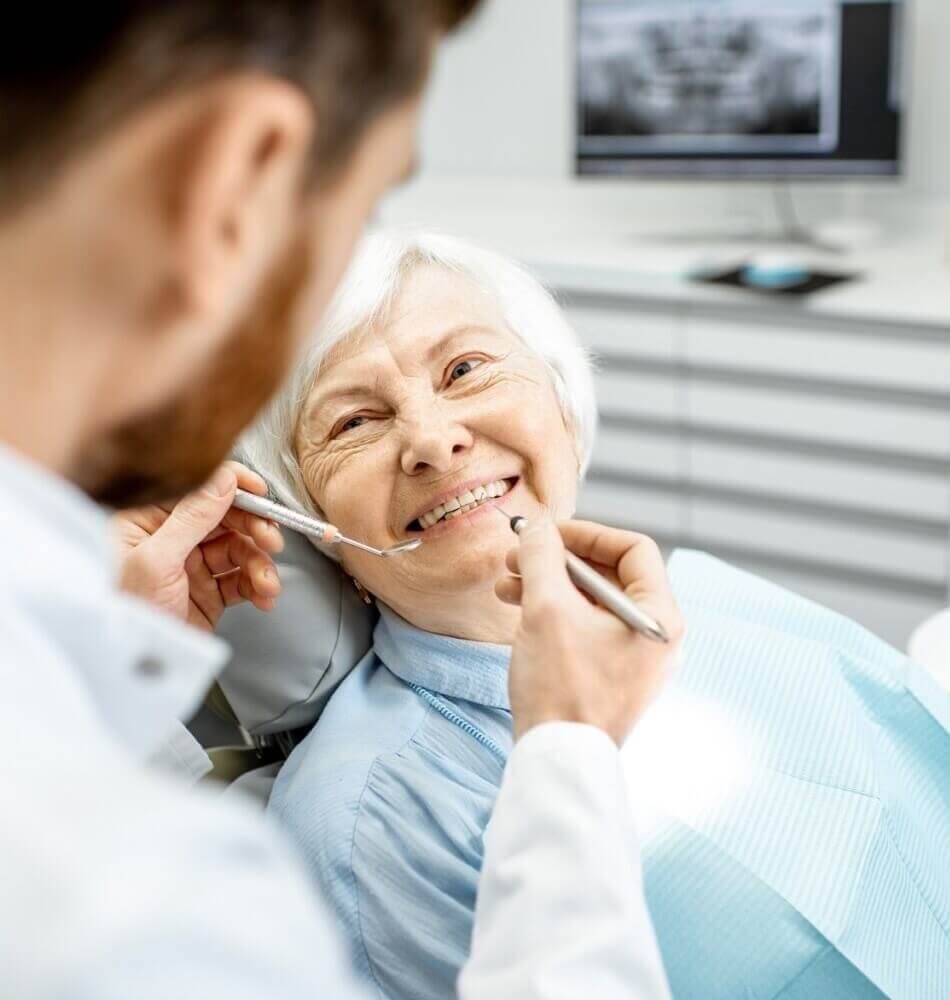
left=295, top=263, right=580, bottom=641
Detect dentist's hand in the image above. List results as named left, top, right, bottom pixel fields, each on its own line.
left=113, top=461, right=284, bottom=633
left=496, top=518, right=684, bottom=746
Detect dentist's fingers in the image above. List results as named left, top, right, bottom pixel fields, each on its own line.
left=218, top=460, right=284, bottom=553
left=505, top=520, right=676, bottom=628
left=494, top=574, right=523, bottom=606
left=184, top=546, right=227, bottom=628
left=117, top=463, right=283, bottom=555
left=200, top=531, right=281, bottom=598
left=184, top=538, right=279, bottom=628
left=216, top=568, right=277, bottom=613
left=149, top=465, right=239, bottom=567
left=506, top=516, right=684, bottom=745
left=557, top=519, right=663, bottom=584
left=240, top=513, right=285, bottom=555
left=115, top=461, right=286, bottom=631
left=513, top=518, right=584, bottom=614
left=558, top=520, right=676, bottom=624
left=226, top=460, right=268, bottom=496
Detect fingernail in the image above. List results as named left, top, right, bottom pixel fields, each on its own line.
left=265, top=567, right=279, bottom=582
left=209, top=466, right=236, bottom=497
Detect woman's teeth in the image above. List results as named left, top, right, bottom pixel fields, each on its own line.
left=417, top=479, right=512, bottom=529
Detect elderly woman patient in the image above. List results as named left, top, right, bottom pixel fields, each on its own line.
left=243, top=232, right=950, bottom=1000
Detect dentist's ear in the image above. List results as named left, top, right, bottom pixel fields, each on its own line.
left=77, top=72, right=317, bottom=427
left=161, top=74, right=314, bottom=331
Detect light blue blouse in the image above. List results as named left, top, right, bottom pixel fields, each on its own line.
left=269, top=550, right=950, bottom=1000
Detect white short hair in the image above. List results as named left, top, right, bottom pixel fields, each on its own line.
left=239, top=230, right=598, bottom=545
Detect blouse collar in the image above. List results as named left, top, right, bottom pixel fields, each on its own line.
left=373, top=602, right=512, bottom=710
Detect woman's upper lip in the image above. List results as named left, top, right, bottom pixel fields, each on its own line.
left=405, top=474, right=517, bottom=528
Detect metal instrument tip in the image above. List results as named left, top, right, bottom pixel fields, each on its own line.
left=381, top=538, right=423, bottom=557
left=494, top=506, right=526, bottom=534
left=336, top=535, right=423, bottom=558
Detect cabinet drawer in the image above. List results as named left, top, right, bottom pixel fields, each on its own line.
left=577, top=480, right=684, bottom=537
left=596, top=371, right=679, bottom=421
left=686, top=317, right=950, bottom=393
left=590, top=425, right=683, bottom=481
left=688, top=440, right=950, bottom=522
left=686, top=382, right=950, bottom=458
left=568, top=305, right=678, bottom=361
left=690, top=498, right=946, bottom=587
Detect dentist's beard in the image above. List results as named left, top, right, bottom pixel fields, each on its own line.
left=73, top=229, right=314, bottom=509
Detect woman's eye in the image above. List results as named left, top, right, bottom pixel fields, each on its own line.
left=448, top=358, right=485, bottom=384
left=337, top=415, right=369, bottom=435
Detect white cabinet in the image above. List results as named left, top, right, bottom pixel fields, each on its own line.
left=592, top=424, right=685, bottom=482
left=565, top=297, right=950, bottom=649
left=689, top=498, right=945, bottom=587
left=687, top=440, right=950, bottom=522
left=685, top=381, right=950, bottom=457
left=685, top=316, right=950, bottom=392
left=577, top=480, right=686, bottom=538
left=569, top=304, right=679, bottom=360
left=595, top=371, right=679, bottom=422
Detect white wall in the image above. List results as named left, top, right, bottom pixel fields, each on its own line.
left=419, top=0, right=572, bottom=178
left=419, top=0, right=950, bottom=195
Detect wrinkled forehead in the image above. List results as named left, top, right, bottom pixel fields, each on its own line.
left=316, top=262, right=518, bottom=381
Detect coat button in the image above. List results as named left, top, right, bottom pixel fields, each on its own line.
left=136, top=656, right=165, bottom=679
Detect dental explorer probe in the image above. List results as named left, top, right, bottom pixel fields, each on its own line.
left=497, top=508, right=669, bottom=643
left=232, top=489, right=422, bottom=558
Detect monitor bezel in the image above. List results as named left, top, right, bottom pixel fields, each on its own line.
left=573, top=0, right=908, bottom=183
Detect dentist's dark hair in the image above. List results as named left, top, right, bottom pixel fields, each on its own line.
left=0, top=0, right=480, bottom=211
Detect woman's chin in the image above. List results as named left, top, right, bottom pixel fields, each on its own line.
left=402, top=537, right=510, bottom=596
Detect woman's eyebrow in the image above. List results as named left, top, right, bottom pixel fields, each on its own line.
left=305, top=326, right=503, bottom=424
left=424, top=324, right=504, bottom=362
left=304, top=380, right=379, bottom=426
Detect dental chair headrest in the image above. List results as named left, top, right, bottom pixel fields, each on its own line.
left=216, top=528, right=377, bottom=737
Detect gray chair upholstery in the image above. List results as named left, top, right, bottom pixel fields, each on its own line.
left=222, top=762, right=285, bottom=809
left=215, top=528, right=378, bottom=738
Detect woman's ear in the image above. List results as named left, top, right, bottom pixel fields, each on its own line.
left=349, top=575, right=375, bottom=605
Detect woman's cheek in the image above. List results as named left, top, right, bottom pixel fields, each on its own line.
left=472, top=377, right=550, bottom=439
left=321, top=469, right=365, bottom=531
left=512, top=388, right=580, bottom=514
left=321, top=448, right=393, bottom=542
left=299, top=447, right=351, bottom=522
left=505, top=383, right=567, bottom=455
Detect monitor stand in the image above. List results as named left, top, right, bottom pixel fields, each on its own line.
left=637, top=185, right=878, bottom=256
left=639, top=223, right=840, bottom=254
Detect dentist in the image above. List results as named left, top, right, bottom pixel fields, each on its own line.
left=0, top=5, right=681, bottom=999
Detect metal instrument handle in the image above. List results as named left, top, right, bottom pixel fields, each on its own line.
left=232, top=489, right=330, bottom=543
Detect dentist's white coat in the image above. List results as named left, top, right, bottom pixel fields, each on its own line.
left=0, top=442, right=670, bottom=1000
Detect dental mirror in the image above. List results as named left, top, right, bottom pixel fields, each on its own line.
left=232, top=489, right=422, bottom=559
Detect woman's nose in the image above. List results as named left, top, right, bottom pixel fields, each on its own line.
left=399, top=406, right=474, bottom=476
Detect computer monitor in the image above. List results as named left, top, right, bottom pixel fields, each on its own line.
left=576, top=1, right=905, bottom=179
